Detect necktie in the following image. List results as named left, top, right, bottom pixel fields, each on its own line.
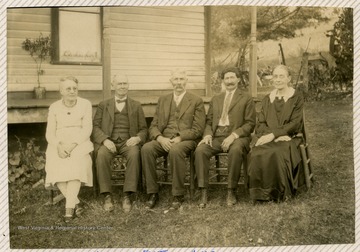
left=115, top=99, right=126, bottom=112
left=220, top=92, right=232, bottom=125
left=174, top=96, right=179, bottom=106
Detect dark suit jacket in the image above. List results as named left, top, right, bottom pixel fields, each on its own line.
left=91, top=97, right=148, bottom=152
left=149, top=92, right=206, bottom=141
left=204, top=88, right=256, bottom=139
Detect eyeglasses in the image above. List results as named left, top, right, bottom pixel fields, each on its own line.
left=272, top=75, right=288, bottom=79
left=64, top=87, right=78, bottom=92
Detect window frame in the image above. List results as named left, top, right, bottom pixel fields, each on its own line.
left=51, top=7, right=103, bottom=66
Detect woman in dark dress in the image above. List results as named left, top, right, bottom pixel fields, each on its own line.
left=248, top=65, right=304, bottom=202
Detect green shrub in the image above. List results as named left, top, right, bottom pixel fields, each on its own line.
left=8, top=136, right=46, bottom=190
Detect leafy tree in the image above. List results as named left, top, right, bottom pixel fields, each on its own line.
left=22, top=33, right=52, bottom=88
left=211, top=6, right=331, bottom=71
left=327, top=8, right=353, bottom=90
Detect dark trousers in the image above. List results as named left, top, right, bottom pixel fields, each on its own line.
left=141, top=140, right=196, bottom=196
left=96, top=140, right=141, bottom=194
left=194, top=137, right=248, bottom=189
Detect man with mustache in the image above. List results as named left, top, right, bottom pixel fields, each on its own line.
left=141, top=69, right=206, bottom=210
left=194, top=67, right=256, bottom=208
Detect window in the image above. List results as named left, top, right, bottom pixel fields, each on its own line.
left=51, top=7, right=102, bottom=65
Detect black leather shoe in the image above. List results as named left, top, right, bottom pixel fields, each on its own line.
left=227, top=189, right=237, bottom=206
left=74, top=202, right=85, bottom=217
left=64, top=208, right=74, bottom=223
left=145, top=193, right=158, bottom=209
left=199, top=188, right=208, bottom=209
left=170, top=195, right=184, bottom=210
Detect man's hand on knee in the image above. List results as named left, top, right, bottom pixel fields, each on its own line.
left=170, top=136, right=181, bottom=145
left=156, top=135, right=172, bottom=152
left=198, top=135, right=212, bottom=147
left=221, top=134, right=236, bottom=152
left=103, top=139, right=116, bottom=153
left=126, top=136, right=141, bottom=147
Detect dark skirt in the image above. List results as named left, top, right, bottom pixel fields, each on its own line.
left=248, top=138, right=303, bottom=201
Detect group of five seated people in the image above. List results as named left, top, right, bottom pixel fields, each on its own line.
left=44, top=65, right=304, bottom=222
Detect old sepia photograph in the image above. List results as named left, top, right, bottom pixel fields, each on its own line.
left=5, top=1, right=355, bottom=250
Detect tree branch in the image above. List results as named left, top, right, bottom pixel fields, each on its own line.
left=264, top=7, right=301, bottom=27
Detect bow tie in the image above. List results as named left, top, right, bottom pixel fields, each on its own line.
left=116, top=99, right=126, bottom=103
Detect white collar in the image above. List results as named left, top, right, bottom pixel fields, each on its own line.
left=269, top=87, right=295, bottom=103
left=115, top=96, right=127, bottom=101
left=174, top=91, right=186, bottom=100
left=225, top=88, right=237, bottom=96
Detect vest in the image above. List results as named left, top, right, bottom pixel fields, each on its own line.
left=162, top=100, right=180, bottom=138
left=110, top=104, right=130, bottom=141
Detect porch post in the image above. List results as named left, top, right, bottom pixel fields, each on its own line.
left=205, top=6, right=212, bottom=97
left=102, top=7, right=111, bottom=100
left=249, top=6, right=257, bottom=98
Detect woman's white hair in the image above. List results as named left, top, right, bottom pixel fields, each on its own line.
left=273, top=65, right=291, bottom=76
left=59, top=76, right=79, bottom=90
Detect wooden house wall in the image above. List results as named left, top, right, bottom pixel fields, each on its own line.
left=7, top=8, right=103, bottom=92
left=7, top=6, right=206, bottom=95
left=108, top=6, right=206, bottom=95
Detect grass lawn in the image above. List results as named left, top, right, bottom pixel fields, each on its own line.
left=8, top=98, right=354, bottom=249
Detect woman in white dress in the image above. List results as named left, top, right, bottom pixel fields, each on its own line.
left=45, top=76, right=93, bottom=222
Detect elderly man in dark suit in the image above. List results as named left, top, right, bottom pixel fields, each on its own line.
left=141, top=69, right=206, bottom=210
left=194, top=67, right=256, bottom=208
left=92, top=74, right=147, bottom=213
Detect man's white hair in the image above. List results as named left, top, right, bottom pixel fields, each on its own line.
left=171, top=68, right=187, bottom=78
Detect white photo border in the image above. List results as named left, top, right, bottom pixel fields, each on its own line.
left=1, top=0, right=358, bottom=251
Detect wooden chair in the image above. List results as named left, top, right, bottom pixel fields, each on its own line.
left=92, top=153, right=143, bottom=195
left=110, top=154, right=127, bottom=187
left=48, top=151, right=98, bottom=204
left=208, top=152, right=248, bottom=192
left=155, top=154, right=196, bottom=199
left=297, top=111, right=314, bottom=190
left=90, top=153, right=195, bottom=198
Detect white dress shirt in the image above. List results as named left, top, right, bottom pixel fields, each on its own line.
left=115, top=96, right=127, bottom=112
left=218, top=89, right=235, bottom=126
left=173, top=91, right=186, bottom=106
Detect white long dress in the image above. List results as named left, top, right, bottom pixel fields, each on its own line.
left=45, top=97, right=94, bottom=190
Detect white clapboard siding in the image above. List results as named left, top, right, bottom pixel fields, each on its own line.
left=7, top=8, right=102, bottom=92
left=110, top=6, right=204, bottom=20
left=109, top=6, right=205, bottom=91
left=7, top=6, right=206, bottom=93
left=7, top=30, right=53, bottom=39
left=7, top=21, right=51, bottom=32
left=110, top=69, right=205, bottom=76
left=110, top=35, right=204, bottom=47
left=110, top=20, right=204, bottom=34
left=7, top=8, right=49, bottom=15
left=112, top=65, right=205, bottom=73
left=109, top=28, right=204, bottom=40
left=8, top=67, right=102, bottom=77
left=111, top=51, right=204, bottom=60
left=110, top=12, right=204, bottom=26
left=126, top=75, right=205, bottom=84
left=7, top=13, right=49, bottom=23
left=112, top=58, right=204, bottom=67
left=9, top=83, right=102, bottom=92
left=128, top=82, right=205, bottom=90
left=111, top=43, right=204, bottom=54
